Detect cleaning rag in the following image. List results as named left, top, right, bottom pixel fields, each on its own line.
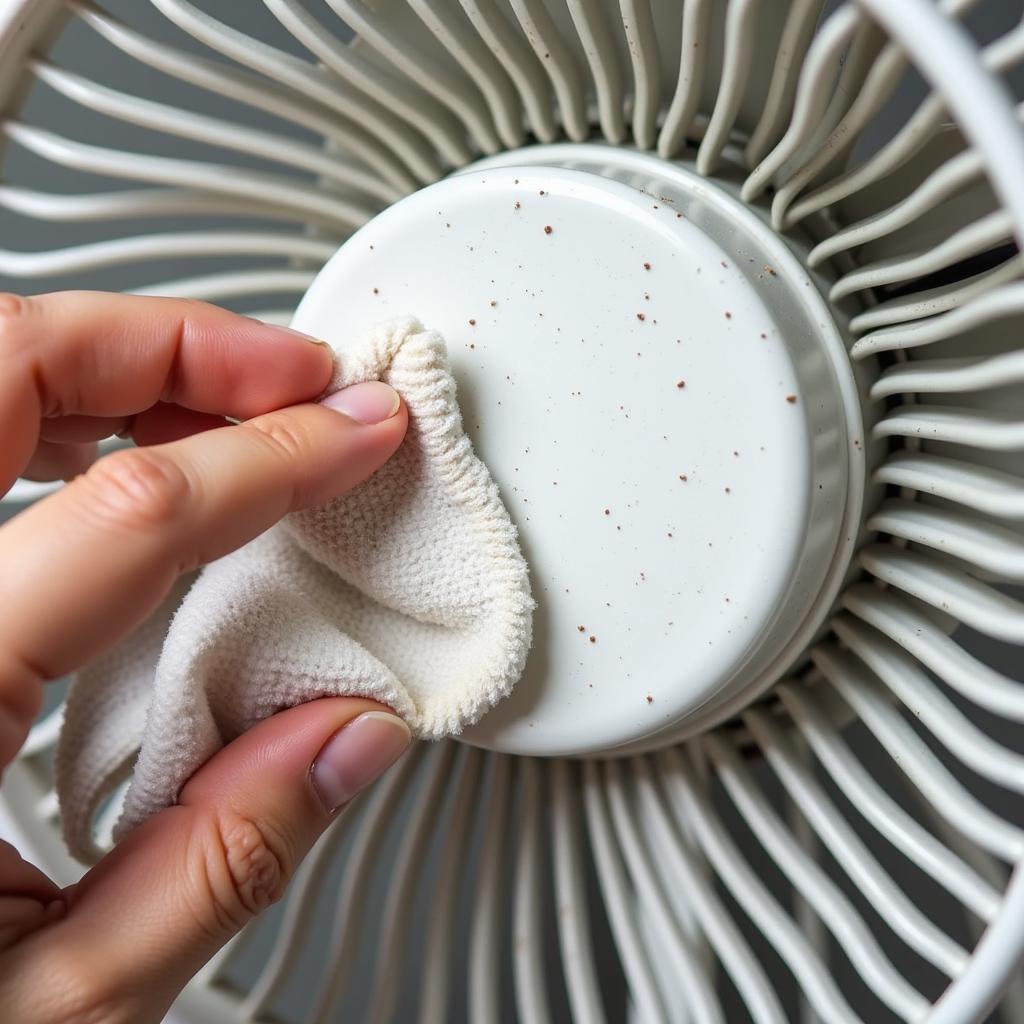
left=55, top=317, right=534, bottom=863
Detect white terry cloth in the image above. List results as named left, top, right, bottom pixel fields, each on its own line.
left=55, top=317, right=534, bottom=864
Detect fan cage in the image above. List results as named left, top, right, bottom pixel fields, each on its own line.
left=1, top=1, right=1024, bottom=1022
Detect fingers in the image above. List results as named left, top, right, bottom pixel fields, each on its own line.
left=38, top=404, right=230, bottom=446
left=21, top=440, right=98, bottom=483
left=0, top=383, right=407, bottom=764
left=0, top=699, right=411, bottom=1024
left=25, top=400, right=227, bottom=482
left=28, top=404, right=231, bottom=482
left=0, top=291, right=334, bottom=491
left=0, top=840, right=63, bottom=951
left=128, top=403, right=231, bottom=446
left=39, top=416, right=129, bottom=444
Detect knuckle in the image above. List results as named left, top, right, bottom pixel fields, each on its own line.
left=0, top=293, right=30, bottom=358
left=200, top=812, right=291, bottom=936
left=245, top=410, right=315, bottom=465
left=41, top=966, right=126, bottom=1024
left=176, top=297, right=214, bottom=318
left=79, top=448, right=191, bottom=531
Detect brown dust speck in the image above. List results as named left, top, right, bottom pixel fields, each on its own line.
left=372, top=287, right=379, bottom=295
left=489, top=300, right=497, bottom=307
left=603, top=508, right=611, bottom=516
left=646, top=694, right=653, bottom=705
left=676, top=380, right=685, bottom=389
left=636, top=312, right=646, bottom=321
left=514, top=200, right=521, bottom=210
left=725, top=311, right=732, bottom=319
left=679, top=474, right=688, bottom=482
left=577, top=625, right=586, bottom=632
left=543, top=225, right=553, bottom=235
left=786, top=394, right=798, bottom=404
left=643, top=262, right=651, bottom=270
left=468, top=319, right=476, bottom=326
left=589, top=635, right=597, bottom=644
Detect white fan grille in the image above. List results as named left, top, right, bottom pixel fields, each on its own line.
left=2, top=1, right=1024, bottom=1021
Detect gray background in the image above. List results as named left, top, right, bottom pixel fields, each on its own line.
left=1, top=1, right=1023, bottom=1022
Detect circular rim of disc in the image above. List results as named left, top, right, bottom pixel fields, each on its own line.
left=292, top=145, right=868, bottom=756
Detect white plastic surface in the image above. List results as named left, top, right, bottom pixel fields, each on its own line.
left=3, top=0, right=1024, bottom=1021
left=291, top=147, right=856, bottom=756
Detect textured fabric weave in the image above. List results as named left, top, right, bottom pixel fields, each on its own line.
left=56, top=318, right=534, bottom=863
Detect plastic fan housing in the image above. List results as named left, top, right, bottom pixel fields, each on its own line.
left=2, top=1, right=1024, bottom=1023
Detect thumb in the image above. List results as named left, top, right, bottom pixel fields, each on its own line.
left=12, top=698, right=410, bottom=1023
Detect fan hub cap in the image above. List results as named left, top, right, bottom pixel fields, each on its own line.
left=293, top=145, right=867, bottom=755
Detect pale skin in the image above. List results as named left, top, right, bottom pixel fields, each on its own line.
left=0, top=291, right=413, bottom=1022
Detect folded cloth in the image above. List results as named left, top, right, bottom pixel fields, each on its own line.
left=55, top=317, right=534, bottom=863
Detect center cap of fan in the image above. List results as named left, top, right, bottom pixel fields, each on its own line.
left=293, top=145, right=865, bottom=757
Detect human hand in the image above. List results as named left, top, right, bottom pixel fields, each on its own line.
left=0, top=292, right=413, bottom=1023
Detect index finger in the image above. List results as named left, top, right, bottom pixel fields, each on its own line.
left=0, top=291, right=334, bottom=492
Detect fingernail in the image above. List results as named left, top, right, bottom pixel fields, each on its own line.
left=311, top=711, right=411, bottom=812
left=254, top=321, right=332, bottom=348
left=321, top=380, right=401, bottom=424
left=283, top=328, right=333, bottom=348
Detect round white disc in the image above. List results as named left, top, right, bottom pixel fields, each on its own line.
left=293, top=150, right=853, bottom=755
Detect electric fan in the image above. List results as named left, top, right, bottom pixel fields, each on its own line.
left=2, top=0, right=1024, bottom=1021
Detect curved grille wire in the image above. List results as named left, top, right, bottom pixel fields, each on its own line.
left=3, top=0, right=1024, bottom=1020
